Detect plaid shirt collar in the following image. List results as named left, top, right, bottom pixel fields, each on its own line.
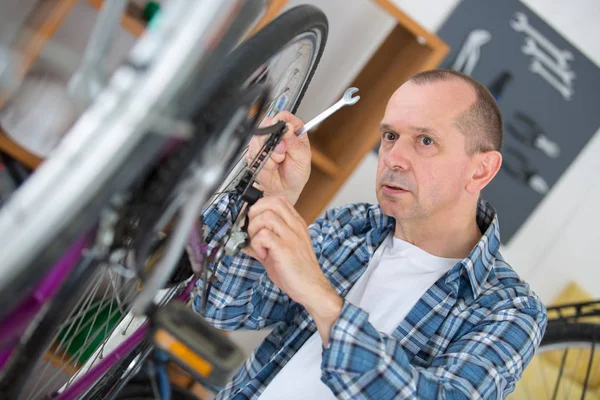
left=365, top=199, right=501, bottom=299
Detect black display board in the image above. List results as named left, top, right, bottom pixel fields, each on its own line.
left=437, top=0, right=600, bottom=243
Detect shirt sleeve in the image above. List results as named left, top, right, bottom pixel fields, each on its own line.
left=320, top=299, right=547, bottom=399
left=195, top=193, right=334, bottom=331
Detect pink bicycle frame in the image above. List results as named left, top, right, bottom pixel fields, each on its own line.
left=0, top=231, right=196, bottom=399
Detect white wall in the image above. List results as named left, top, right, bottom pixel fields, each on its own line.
left=492, top=0, right=600, bottom=303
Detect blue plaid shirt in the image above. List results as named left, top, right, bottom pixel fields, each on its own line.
left=195, top=195, right=547, bottom=399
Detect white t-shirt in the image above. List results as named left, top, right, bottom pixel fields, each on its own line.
left=259, top=233, right=461, bottom=399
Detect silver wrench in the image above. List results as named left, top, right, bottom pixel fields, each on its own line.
left=522, top=38, right=576, bottom=86
left=510, top=12, right=573, bottom=67
left=530, top=59, right=573, bottom=101
left=297, top=87, right=360, bottom=136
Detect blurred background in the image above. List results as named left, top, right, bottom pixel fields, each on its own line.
left=0, top=0, right=598, bottom=398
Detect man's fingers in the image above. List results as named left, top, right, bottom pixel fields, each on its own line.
left=270, top=111, right=304, bottom=133
left=259, top=116, right=277, bottom=128
left=241, top=246, right=260, bottom=261
left=247, top=209, right=290, bottom=240
left=249, top=196, right=303, bottom=228
left=280, top=123, right=311, bottom=167
left=260, top=156, right=283, bottom=173
left=249, top=228, right=281, bottom=261
left=268, top=149, right=285, bottom=164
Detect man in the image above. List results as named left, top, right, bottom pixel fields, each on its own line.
left=196, top=69, right=547, bottom=399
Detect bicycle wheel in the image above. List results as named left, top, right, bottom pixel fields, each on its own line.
left=0, top=0, right=264, bottom=313
left=123, top=4, right=328, bottom=311
left=0, top=5, right=327, bottom=399
left=0, top=254, right=185, bottom=399
left=510, top=321, right=600, bottom=399
left=209, top=2, right=329, bottom=194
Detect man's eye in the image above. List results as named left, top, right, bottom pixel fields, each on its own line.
left=419, top=136, right=434, bottom=146
left=383, top=131, right=397, bottom=141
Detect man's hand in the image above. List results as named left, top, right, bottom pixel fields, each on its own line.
left=248, top=111, right=311, bottom=206
left=244, top=196, right=342, bottom=344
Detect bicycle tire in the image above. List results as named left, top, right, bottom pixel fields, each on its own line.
left=126, top=4, right=328, bottom=303
left=213, top=4, right=328, bottom=115
left=539, top=321, right=600, bottom=349
left=0, top=6, right=328, bottom=399
left=198, top=3, right=328, bottom=224
left=509, top=320, right=600, bottom=400
left=0, top=1, right=264, bottom=314
left=92, top=4, right=328, bottom=394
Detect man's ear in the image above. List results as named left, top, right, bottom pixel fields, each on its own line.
left=466, top=151, right=502, bottom=194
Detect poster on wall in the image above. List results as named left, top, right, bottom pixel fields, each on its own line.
left=437, top=0, right=600, bottom=244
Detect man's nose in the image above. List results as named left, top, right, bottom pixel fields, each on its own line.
left=383, top=139, right=412, bottom=171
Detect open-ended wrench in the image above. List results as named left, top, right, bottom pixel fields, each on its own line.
left=530, top=59, right=573, bottom=101
left=510, top=12, right=573, bottom=67
left=522, top=38, right=576, bottom=86
left=297, top=87, right=360, bottom=136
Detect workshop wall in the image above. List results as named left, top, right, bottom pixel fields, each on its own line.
left=439, top=1, right=600, bottom=246
left=317, top=0, right=600, bottom=303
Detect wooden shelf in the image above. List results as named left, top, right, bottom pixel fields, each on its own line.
left=89, top=0, right=291, bottom=40
left=371, top=0, right=449, bottom=53
left=87, top=0, right=147, bottom=38
left=311, top=145, right=338, bottom=177
left=7, top=0, right=79, bottom=86
left=0, top=1, right=144, bottom=170
left=295, top=1, right=449, bottom=224
left=0, top=127, right=43, bottom=170
left=249, top=0, right=289, bottom=37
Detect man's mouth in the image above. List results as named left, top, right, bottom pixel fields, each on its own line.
left=382, top=184, right=410, bottom=194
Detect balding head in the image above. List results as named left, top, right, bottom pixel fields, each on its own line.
left=409, top=69, right=503, bottom=154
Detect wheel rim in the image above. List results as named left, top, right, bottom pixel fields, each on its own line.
left=23, top=266, right=184, bottom=399
left=510, top=341, right=600, bottom=400
left=257, top=31, right=322, bottom=116
left=211, top=29, right=322, bottom=201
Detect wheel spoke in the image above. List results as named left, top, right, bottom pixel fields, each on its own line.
left=101, top=290, right=115, bottom=358
left=108, top=268, right=128, bottom=316
left=551, top=348, right=567, bottom=400
left=538, top=351, right=552, bottom=399
left=33, top=279, right=113, bottom=397
left=579, top=343, right=595, bottom=400
left=64, top=288, right=138, bottom=387
left=564, top=348, right=584, bottom=400
left=29, top=275, right=103, bottom=397
left=30, top=274, right=141, bottom=398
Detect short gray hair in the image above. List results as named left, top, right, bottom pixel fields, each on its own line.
left=409, top=69, right=503, bottom=154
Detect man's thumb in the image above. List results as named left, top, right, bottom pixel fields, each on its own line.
left=275, top=141, right=286, bottom=154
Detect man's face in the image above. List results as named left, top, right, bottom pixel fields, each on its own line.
left=376, top=80, right=477, bottom=221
